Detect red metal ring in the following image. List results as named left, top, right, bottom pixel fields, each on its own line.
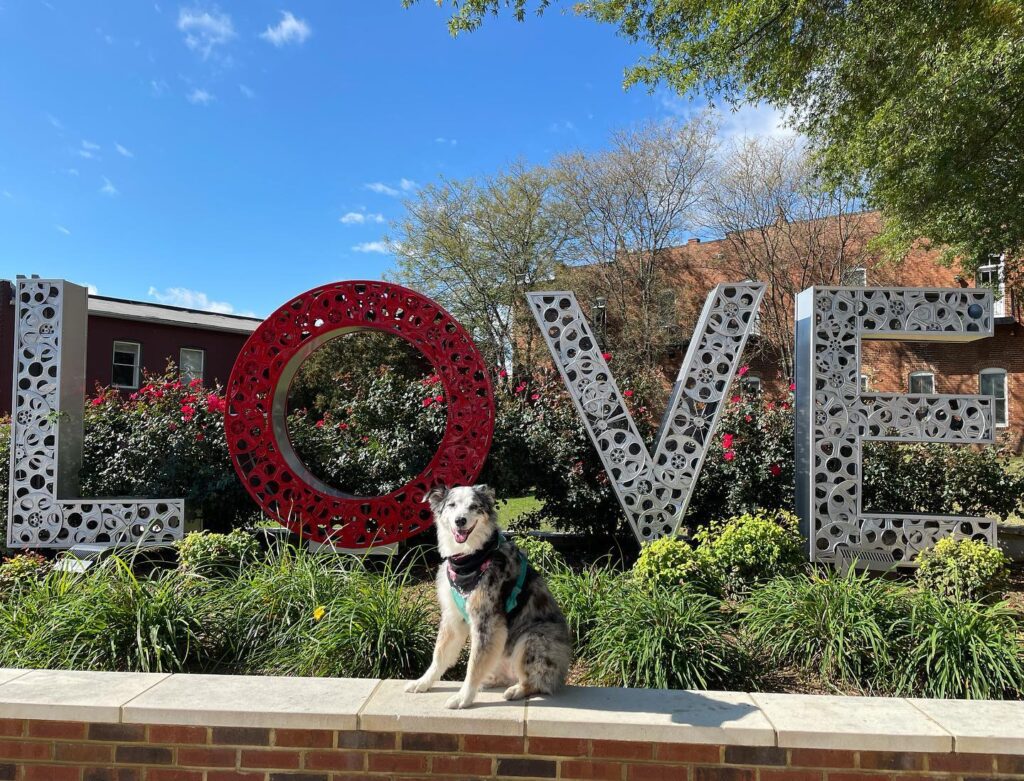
left=224, top=280, right=495, bottom=547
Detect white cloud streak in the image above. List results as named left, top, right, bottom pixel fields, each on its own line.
left=55, top=225, right=71, bottom=235
left=115, top=143, right=134, bottom=158
left=352, top=241, right=391, bottom=254
left=147, top=285, right=252, bottom=315
left=340, top=211, right=385, bottom=225
left=187, top=88, right=214, bottom=105
left=177, top=6, right=235, bottom=59
left=260, top=11, right=311, bottom=47
left=99, top=177, right=119, bottom=196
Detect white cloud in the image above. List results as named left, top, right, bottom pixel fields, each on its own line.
left=238, top=83, right=255, bottom=98
left=340, top=211, right=385, bottom=225
left=366, top=182, right=400, bottom=197
left=177, top=6, right=235, bottom=59
left=81, top=140, right=100, bottom=150
left=115, top=143, right=134, bottom=158
left=2, top=190, right=12, bottom=198
left=79, top=140, right=100, bottom=159
left=658, top=90, right=794, bottom=142
left=63, top=168, right=79, bottom=176
left=400, top=178, right=418, bottom=191
left=434, top=137, right=457, bottom=146
left=147, top=285, right=246, bottom=314
left=187, top=88, right=214, bottom=105
left=151, top=79, right=169, bottom=96
left=46, top=114, right=63, bottom=131
left=55, top=225, right=71, bottom=235
left=99, top=176, right=119, bottom=196
left=352, top=241, right=391, bottom=254
left=548, top=120, right=576, bottom=133
left=260, top=10, right=311, bottom=47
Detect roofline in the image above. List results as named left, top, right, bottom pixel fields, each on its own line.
left=87, top=293, right=263, bottom=324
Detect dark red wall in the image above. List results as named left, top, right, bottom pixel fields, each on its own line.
left=83, top=315, right=251, bottom=396
left=0, top=280, right=14, bottom=416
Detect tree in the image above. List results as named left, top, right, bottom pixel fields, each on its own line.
left=410, top=0, right=1024, bottom=279
left=389, top=162, right=571, bottom=371
left=705, top=136, right=878, bottom=379
left=555, top=117, right=718, bottom=366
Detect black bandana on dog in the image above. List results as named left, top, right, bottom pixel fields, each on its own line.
left=446, top=529, right=502, bottom=595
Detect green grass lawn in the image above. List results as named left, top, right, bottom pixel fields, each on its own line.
left=496, top=494, right=543, bottom=527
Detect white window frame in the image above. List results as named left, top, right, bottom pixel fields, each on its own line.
left=843, top=267, right=867, bottom=287
left=908, top=371, right=935, bottom=395
left=979, top=368, right=1009, bottom=428
left=111, top=340, right=141, bottom=389
left=976, top=255, right=1006, bottom=318
left=741, top=375, right=762, bottom=394
left=860, top=374, right=870, bottom=393
left=179, top=347, right=205, bottom=384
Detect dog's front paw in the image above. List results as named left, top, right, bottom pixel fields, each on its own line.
left=405, top=677, right=433, bottom=694
left=503, top=684, right=526, bottom=701
left=445, top=691, right=473, bottom=710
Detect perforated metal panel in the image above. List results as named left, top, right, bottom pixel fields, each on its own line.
left=527, top=283, right=765, bottom=543
left=7, top=279, right=184, bottom=548
left=794, top=287, right=998, bottom=566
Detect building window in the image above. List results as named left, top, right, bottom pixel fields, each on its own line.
left=860, top=374, right=870, bottom=393
left=980, top=368, right=1008, bottom=427
left=180, top=348, right=205, bottom=384
left=976, top=255, right=1006, bottom=318
left=842, top=267, right=867, bottom=286
left=908, top=371, right=935, bottom=395
left=112, top=341, right=141, bottom=389
left=741, top=376, right=762, bottom=394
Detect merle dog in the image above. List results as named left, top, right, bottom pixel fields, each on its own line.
left=405, top=485, right=571, bottom=709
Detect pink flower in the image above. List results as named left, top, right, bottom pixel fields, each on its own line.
left=434, top=394, right=443, bottom=403
left=168, top=422, right=177, bottom=432
left=172, top=381, right=183, bottom=390
left=738, top=365, right=749, bottom=377
left=730, top=395, right=741, bottom=404
left=422, top=398, right=433, bottom=407
left=361, top=436, right=369, bottom=443
left=181, top=404, right=196, bottom=422
left=601, top=352, right=612, bottom=361
left=766, top=402, right=775, bottom=411
left=769, top=463, right=782, bottom=477
left=195, top=432, right=205, bottom=442
left=780, top=402, right=790, bottom=410
left=189, top=377, right=203, bottom=388
left=723, top=450, right=735, bottom=462
left=90, top=397, right=103, bottom=407
left=744, top=415, right=753, bottom=423
left=129, top=393, right=139, bottom=401
left=531, top=393, right=540, bottom=401
left=722, top=433, right=734, bottom=449
left=515, top=383, right=527, bottom=394
left=206, top=394, right=226, bottom=414
left=498, top=369, right=508, bottom=378
left=315, top=420, right=325, bottom=428
left=624, top=389, right=634, bottom=398
left=338, top=422, right=348, bottom=430
left=789, top=382, right=796, bottom=392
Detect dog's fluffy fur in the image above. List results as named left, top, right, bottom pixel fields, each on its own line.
left=405, top=484, right=571, bottom=709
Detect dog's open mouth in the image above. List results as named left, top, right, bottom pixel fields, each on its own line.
left=453, top=525, right=475, bottom=544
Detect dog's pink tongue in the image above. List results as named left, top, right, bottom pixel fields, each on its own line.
left=454, top=529, right=470, bottom=543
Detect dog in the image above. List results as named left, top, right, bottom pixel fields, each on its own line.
left=405, top=484, right=571, bottom=709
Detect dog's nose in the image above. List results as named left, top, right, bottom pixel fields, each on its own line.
left=454, top=516, right=468, bottom=528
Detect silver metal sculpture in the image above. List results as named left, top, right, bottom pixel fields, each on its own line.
left=527, top=283, right=765, bottom=543
left=794, top=286, right=998, bottom=568
left=7, top=278, right=184, bottom=548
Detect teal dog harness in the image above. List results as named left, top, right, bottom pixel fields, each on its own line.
left=447, top=535, right=529, bottom=624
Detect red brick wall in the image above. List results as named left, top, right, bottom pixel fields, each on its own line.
left=863, top=321, right=1024, bottom=452
left=0, top=719, right=1020, bottom=781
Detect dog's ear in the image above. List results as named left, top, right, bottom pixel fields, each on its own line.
left=424, top=485, right=449, bottom=514
left=474, top=484, right=496, bottom=511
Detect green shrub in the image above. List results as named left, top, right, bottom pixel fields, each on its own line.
left=547, top=563, right=626, bottom=653
left=0, top=557, right=203, bottom=673
left=178, top=530, right=261, bottom=576
left=915, top=537, right=1011, bottom=602
left=512, top=534, right=565, bottom=576
left=0, top=553, right=50, bottom=591
left=741, top=570, right=906, bottom=691
left=696, top=509, right=803, bottom=595
left=585, top=582, right=754, bottom=690
left=894, top=592, right=1024, bottom=699
left=632, top=536, right=719, bottom=594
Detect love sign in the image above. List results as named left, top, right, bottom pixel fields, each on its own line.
left=5, top=277, right=999, bottom=565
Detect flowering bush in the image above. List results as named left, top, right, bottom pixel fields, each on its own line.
left=0, top=553, right=50, bottom=591
left=696, top=509, right=804, bottom=596
left=631, top=536, right=719, bottom=594
left=80, top=372, right=255, bottom=533
left=915, top=537, right=1012, bottom=602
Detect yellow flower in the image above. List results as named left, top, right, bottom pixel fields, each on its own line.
left=313, top=606, right=326, bottom=622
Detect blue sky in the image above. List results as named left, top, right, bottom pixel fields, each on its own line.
left=0, top=1, right=785, bottom=318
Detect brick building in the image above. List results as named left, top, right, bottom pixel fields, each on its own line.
left=0, top=278, right=261, bottom=415
left=566, top=211, right=1023, bottom=452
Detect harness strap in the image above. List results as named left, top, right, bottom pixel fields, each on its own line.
left=450, top=548, right=529, bottom=624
